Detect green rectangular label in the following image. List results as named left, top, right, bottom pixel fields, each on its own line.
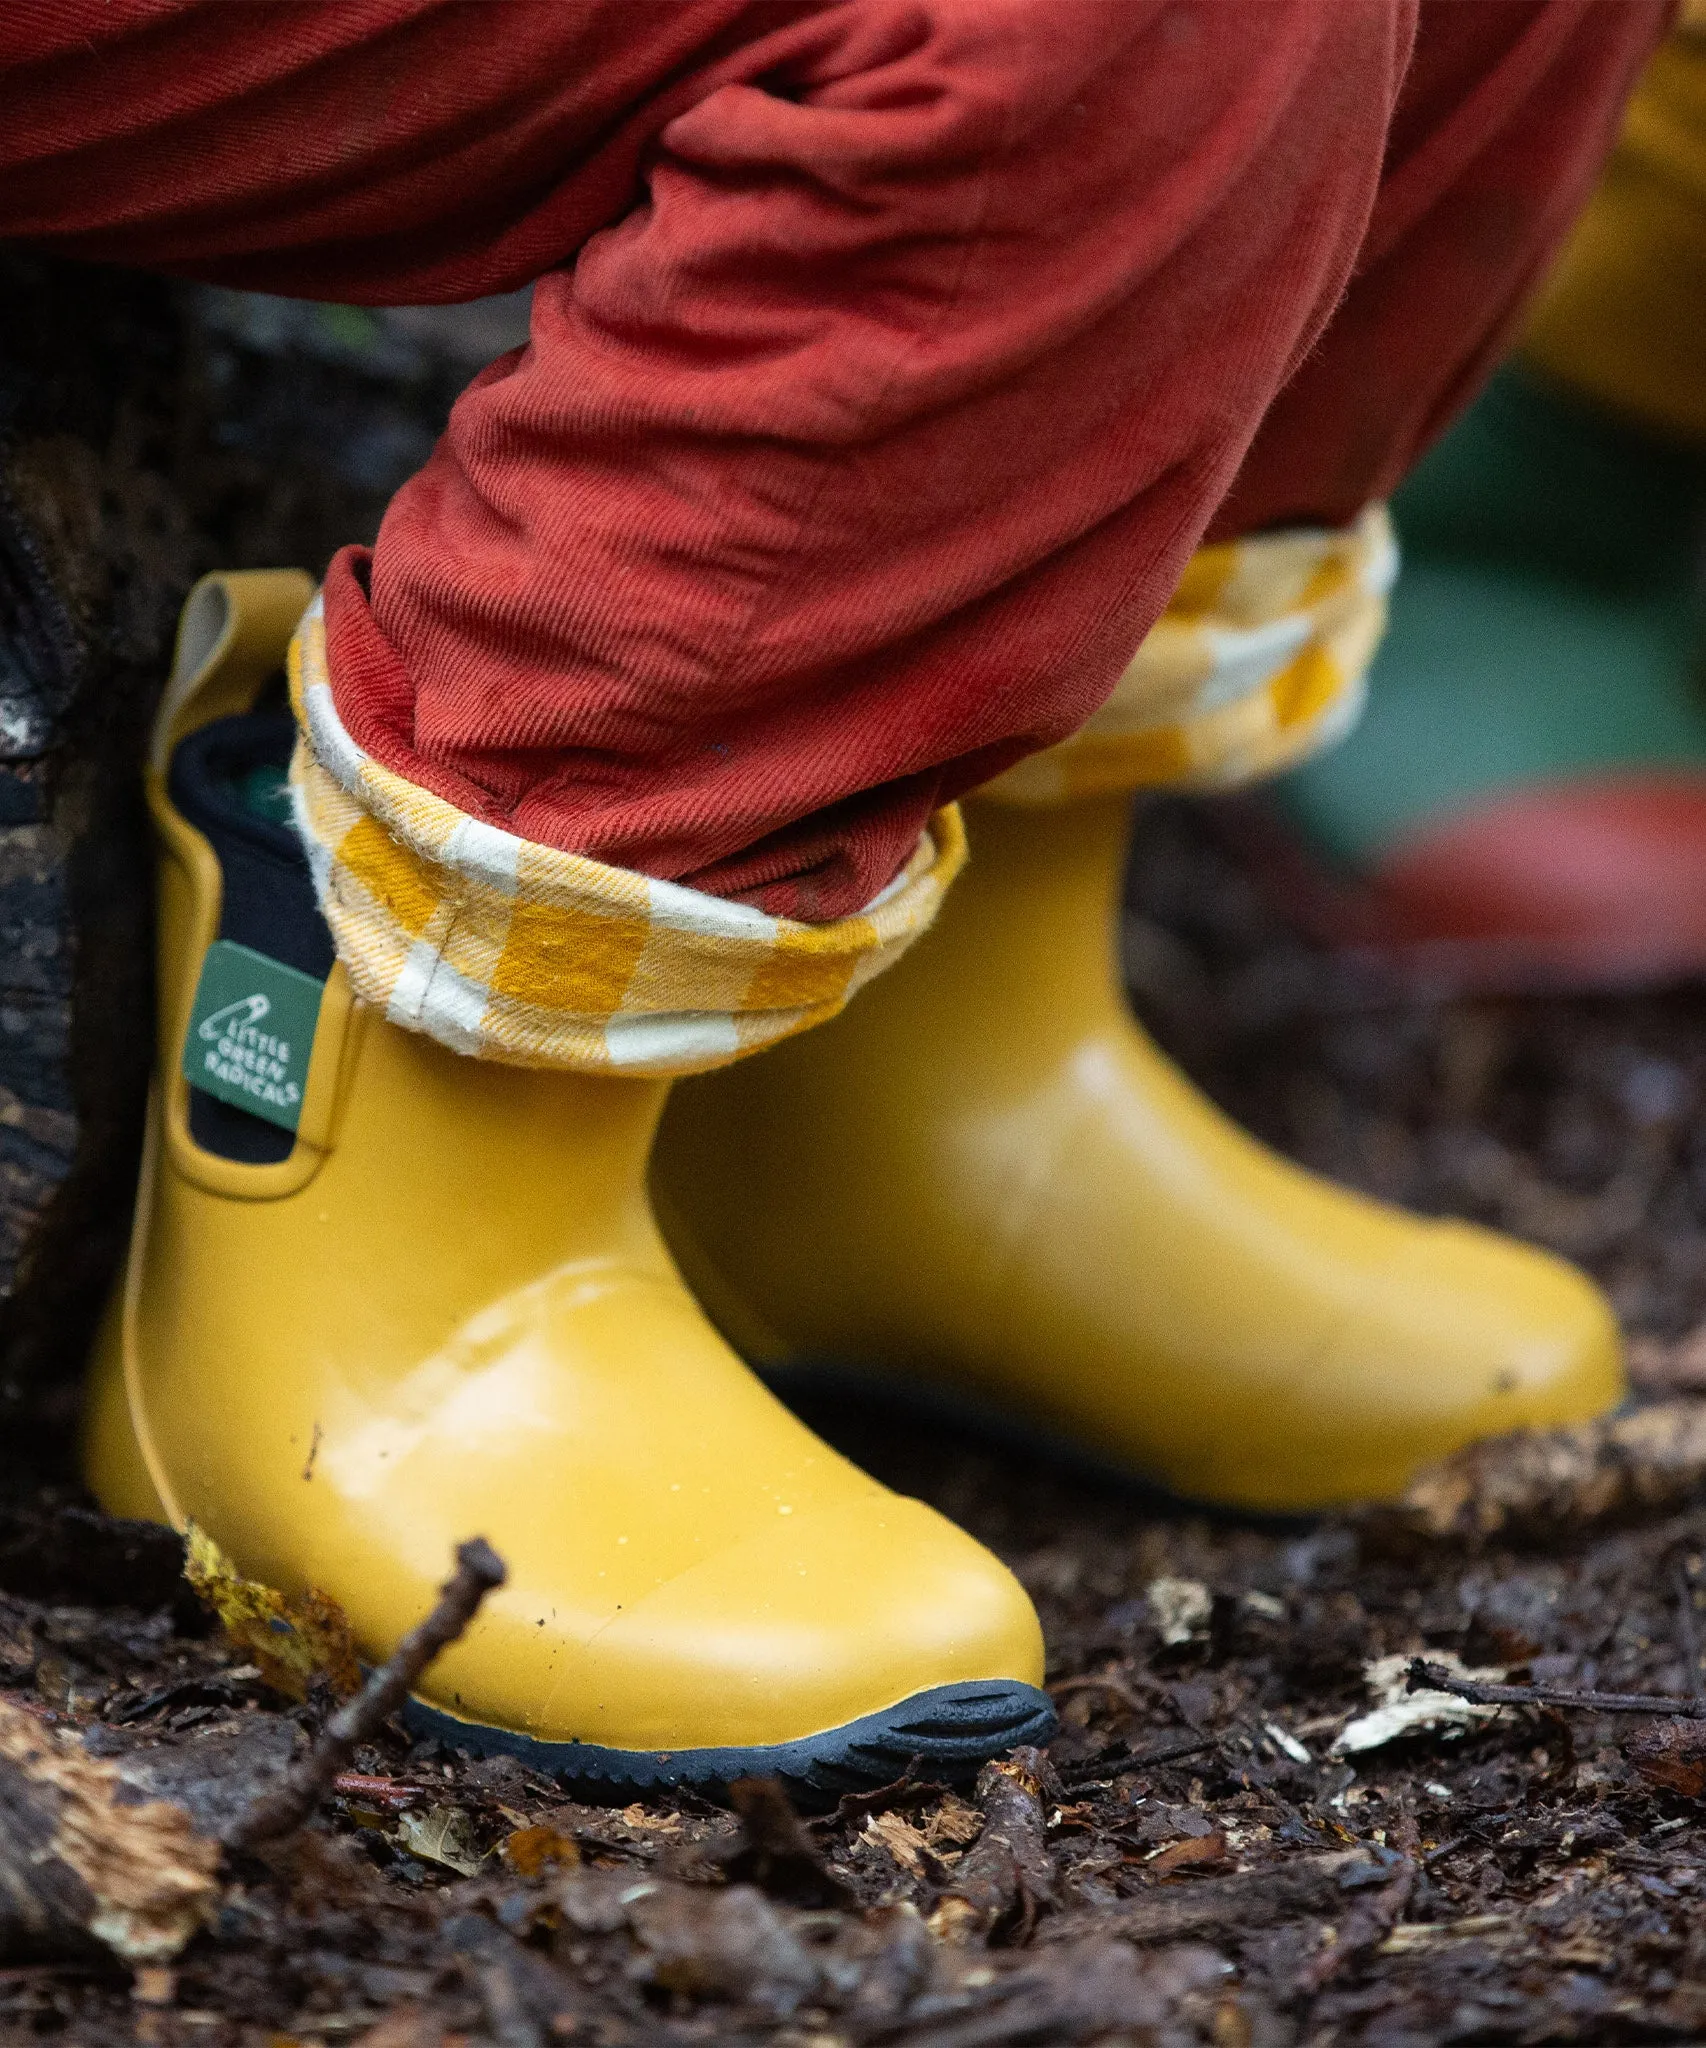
left=184, top=940, right=326, bottom=1135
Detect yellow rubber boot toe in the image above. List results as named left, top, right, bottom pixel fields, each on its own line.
left=655, top=794, right=1625, bottom=1512
left=83, top=573, right=1051, bottom=1794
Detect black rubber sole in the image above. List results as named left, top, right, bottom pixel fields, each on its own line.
left=403, top=1678, right=1057, bottom=1803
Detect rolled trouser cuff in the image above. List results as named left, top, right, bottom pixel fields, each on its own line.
left=980, top=505, right=1397, bottom=806
left=287, top=597, right=965, bottom=1076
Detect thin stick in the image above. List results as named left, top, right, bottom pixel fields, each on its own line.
left=1126, top=1733, right=1219, bottom=1769
left=1296, top=1804, right=1418, bottom=1998
left=225, top=1538, right=507, bottom=1851
left=1048, top=1673, right=1151, bottom=1717
left=1407, top=1657, right=1706, bottom=1723
left=1056, top=1732, right=1217, bottom=1790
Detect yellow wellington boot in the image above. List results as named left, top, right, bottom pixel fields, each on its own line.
left=655, top=795, right=1627, bottom=1512
left=82, top=571, right=1051, bottom=1796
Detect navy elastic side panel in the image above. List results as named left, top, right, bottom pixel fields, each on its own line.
left=170, top=708, right=333, bottom=1164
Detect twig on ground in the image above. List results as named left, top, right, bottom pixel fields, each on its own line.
left=1047, top=1850, right=1385, bottom=1949
left=709, top=1778, right=855, bottom=1908
left=225, top=1538, right=507, bottom=1851
left=1295, top=1807, right=1418, bottom=1998
left=828, top=1761, right=946, bottom=1828
left=1048, top=1674, right=1151, bottom=1718
left=1407, top=1657, right=1706, bottom=1722
left=1125, top=1733, right=1220, bottom=1770
left=927, top=1748, right=1053, bottom=1945
left=1055, top=1734, right=1218, bottom=1789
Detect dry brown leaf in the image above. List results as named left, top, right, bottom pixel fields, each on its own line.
left=184, top=1524, right=360, bottom=1701
left=1366, top=1400, right=1706, bottom=1545
left=502, top=1824, right=580, bottom=1878
left=354, top=2006, right=447, bottom=2048
left=626, top=1883, right=820, bottom=2017
left=1627, top=1719, right=1706, bottom=1798
left=1147, top=1833, right=1229, bottom=1875
left=396, top=1804, right=484, bottom=1876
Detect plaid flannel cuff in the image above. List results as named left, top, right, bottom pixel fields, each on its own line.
left=287, top=598, right=965, bottom=1076
left=981, top=504, right=1397, bottom=806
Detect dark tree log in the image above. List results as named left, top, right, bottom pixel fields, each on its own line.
left=0, top=1698, right=220, bottom=1964
left=0, top=258, right=488, bottom=1457
left=0, top=253, right=192, bottom=1449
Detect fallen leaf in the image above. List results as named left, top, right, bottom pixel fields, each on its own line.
left=1332, top=1652, right=1506, bottom=1755
left=1148, top=1833, right=1230, bottom=1875
left=1148, top=1577, right=1212, bottom=1647
left=1628, top=1719, right=1706, bottom=1797
left=397, top=1804, right=485, bottom=1877
left=626, top=1883, right=820, bottom=2018
left=1368, top=1402, right=1706, bottom=1545
left=502, top=1824, right=580, bottom=1878
left=183, top=1524, right=359, bottom=1702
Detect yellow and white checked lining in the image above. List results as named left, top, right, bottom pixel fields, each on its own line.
left=287, top=506, right=1388, bottom=1071
left=288, top=598, right=965, bottom=1076
left=980, top=504, right=1397, bottom=806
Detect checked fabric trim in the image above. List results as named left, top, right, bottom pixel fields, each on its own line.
left=287, top=597, right=965, bottom=1076
left=981, top=504, right=1398, bottom=805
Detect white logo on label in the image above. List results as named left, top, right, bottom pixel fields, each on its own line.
left=196, top=987, right=299, bottom=1112
left=200, top=993, right=271, bottom=1041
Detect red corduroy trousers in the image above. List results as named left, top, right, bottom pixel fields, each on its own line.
left=0, top=1, right=1666, bottom=916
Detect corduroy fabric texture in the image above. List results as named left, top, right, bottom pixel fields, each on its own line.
left=981, top=508, right=1398, bottom=806
left=288, top=599, right=965, bottom=1075
left=0, top=4, right=1664, bottom=919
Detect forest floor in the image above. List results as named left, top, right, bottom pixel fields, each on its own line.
left=10, top=796, right=1706, bottom=2045
left=9, top=293, right=1706, bottom=2045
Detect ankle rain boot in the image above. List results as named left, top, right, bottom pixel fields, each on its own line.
left=654, top=793, right=1626, bottom=1513
left=83, top=571, right=1051, bottom=1796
